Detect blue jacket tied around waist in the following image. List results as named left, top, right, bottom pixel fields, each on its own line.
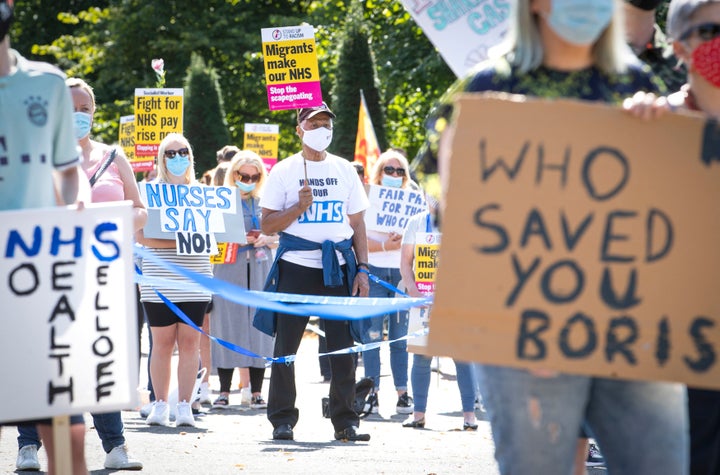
left=253, top=232, right=366, bottom=340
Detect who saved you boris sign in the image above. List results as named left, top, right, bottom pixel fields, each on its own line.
left=140, top=182, right=246, bottom=255
left=427, top=94, right=720, bottom=390
left=0, top=202, right=137, bottom=423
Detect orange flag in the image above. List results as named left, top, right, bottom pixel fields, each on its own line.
left=354, top=90, right=381, bottom=182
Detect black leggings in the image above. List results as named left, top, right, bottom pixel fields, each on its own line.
left=217, top=367, right=266, bottom=394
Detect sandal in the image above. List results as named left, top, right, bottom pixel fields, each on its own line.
left=212, top=394, right=229, bottom=408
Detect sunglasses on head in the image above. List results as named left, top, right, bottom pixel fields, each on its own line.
left=383, top=166, right=406, bottom=176
left=164, top=148, right=190, bottom=159
left=680, top=22, right=720, bottom=42
left=235, top=170, right=261, bottom=183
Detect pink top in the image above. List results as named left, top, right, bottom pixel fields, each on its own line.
left=85, top=151, right=125, bottom=203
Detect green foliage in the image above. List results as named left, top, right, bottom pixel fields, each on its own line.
left=12, top=0, right=455, bottom=164
left=329, top=5, right=387, bottom=160
left=184, top=52, right=231, bottom=176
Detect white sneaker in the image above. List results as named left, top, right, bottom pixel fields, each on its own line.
left=240, top=387, right=252, bottom=406
left=176, top=401, right=195, bottom=427
left=198, top=381, right=212, bottom=404
left=146, top=400, right=170, bottom=426
left=139, top=401, right=154, bottom=418
left=104, top=444, right=143, bottom=470
left=16, top=444, right=40, bottom=471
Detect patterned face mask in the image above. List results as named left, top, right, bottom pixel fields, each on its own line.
left=691, top=35, right=720, bottom=88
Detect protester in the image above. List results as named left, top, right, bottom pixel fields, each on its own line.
left=136, top=133, right=212, bottom=428
left=211, top=150, right=275, bottom=410
left=16, top=77, right=146, bottom=472
left=0, top=2, right=88, bottom=472
left=421, top=0, right=688, bottom=473
left=352, top=149, right=414, bottom=415
left=253, top=102, right=371, bottom=442
left=626, top=0, right=720, bottom=472
left=399, top=210, right=477, bottom=431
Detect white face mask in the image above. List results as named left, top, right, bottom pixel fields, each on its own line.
left=301, top=126, right=333, bottom=152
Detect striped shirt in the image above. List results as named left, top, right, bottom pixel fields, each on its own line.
left=140, top=248, right=212, bottom=303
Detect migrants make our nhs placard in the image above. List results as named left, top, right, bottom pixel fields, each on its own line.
left=427, top=94, right=720, bottom=390
left=365, top=184, right=427, bottom=234
left=261, top=25, right=322, bottom=111
left=0, top=202, right=137, bottom=423
left=140, top=182, right=245, bottom=255
left=400, top=0, right=510, bottom=77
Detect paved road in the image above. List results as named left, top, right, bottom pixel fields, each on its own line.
left=0, top=331, right=606, bottom=474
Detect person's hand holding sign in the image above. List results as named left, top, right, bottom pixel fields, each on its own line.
left=297, top=184, right=313, bottom=212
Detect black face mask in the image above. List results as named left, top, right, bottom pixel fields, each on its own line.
left=626, top=0, right=664, bottom=11
left=0, top=0, right=14, bottom=42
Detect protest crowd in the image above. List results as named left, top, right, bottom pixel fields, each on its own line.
left=2, top=0, right=720, bottom=473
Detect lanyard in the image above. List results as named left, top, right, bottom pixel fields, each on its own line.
left=425, top=213, right=432, bottom=233
left=242, top=198, right=260, bottom=230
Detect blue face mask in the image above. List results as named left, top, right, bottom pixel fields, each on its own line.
left=546, top=0, right=613, bottom=46
left=166, top=156, right=190, bottom=177
left=381, top=174, right=403, bottom=188
left=235, top=181, right=256, bottom=193
left=73, top=112, right=92, bottom=140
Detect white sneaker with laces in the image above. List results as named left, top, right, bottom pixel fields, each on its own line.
left=16, top=444, right=41, bottom=471
left=146, top=400, right=170, bottom=426
left=198, top=381, right=212, bottom=404
left=104, top=444, right=143, bottom=470
left=176, top=401, right=195, bottom=427
left=240, top=387, right=252, bottom=406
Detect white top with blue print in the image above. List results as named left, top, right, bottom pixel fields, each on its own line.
left=260, top=152, right=369, bottom=268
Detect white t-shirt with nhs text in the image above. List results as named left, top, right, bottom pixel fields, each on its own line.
left=260, top=152, right=369, bottom=268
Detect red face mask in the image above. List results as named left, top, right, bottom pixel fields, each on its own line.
left=692, top=36, right=720, bottom=88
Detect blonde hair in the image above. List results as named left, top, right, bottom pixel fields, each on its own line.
left=66, top=77, right=96, bottom=113
left=495, top=0, right=630, bottom=75
left=156, top=133, right=197, bottom=184
left=224, top=150, right=267, bottom=199
left=370, top=149, right=411, bottom=188
left=216, top=144, right=240, bottom=163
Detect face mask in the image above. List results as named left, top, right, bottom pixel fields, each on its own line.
left=73, top=112, right=92, bottom=140
left=381, top=174, right=403, bottom=188
left=627, top=0, right=663, bottom=10
left=691, top=37, right=720, bottom=88
left=166, top=156, right=190, bottom=177
left=0, top=1, right=13, bottom=41
left=301, top=127, right=333, bottom=152
left=546, top=0, right=613, bottom=46
left=235, top=181, right=256, bottom=193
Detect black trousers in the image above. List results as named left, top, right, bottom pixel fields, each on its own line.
left=689, top=388, right=720, bottom=475
left=268, top=260, right=358, bottom=432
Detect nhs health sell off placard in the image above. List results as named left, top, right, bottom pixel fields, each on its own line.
left=427, top=94, right=720, bottom=390
left=0, top=202, right=137, bottom=423
left=140, top=182, right=246, bottom=255
left=261, top=25, right=322, bottom=111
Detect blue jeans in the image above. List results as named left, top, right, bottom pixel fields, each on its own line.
left=411, top=355, right=476, bottom=413
left=477, top=365, right=688, bottom=475
left=18, top=411, right=125, bottom=453
left=359, top=265, right=408, bottom=392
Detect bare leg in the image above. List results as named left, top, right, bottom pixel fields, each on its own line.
left=38, top=423, right=88, bottom=475
left=149, top=324, right=178, bottom=402
left=238, top=367, right=250, bottom=390
left=200, top=313, right=211, bottom=384
left=177, top=323, right=202, bottom=403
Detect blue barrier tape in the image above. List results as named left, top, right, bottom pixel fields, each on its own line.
left=358, top=268, right=409, bottom=297
left=134, top=246, right=431, bottom=319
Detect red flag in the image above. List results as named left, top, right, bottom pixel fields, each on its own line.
left=354, top=90, right=381, bottom=182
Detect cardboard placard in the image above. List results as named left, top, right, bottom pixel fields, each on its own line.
left=0, top=202, right=137, bottom=422
left=140, top=183, right=246, bottom=253
left=427, top=94, right=720, bottom=389
left=365, top=184, right=427, bottom=234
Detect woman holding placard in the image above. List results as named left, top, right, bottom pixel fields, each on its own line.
left=353, top=149, right=415, bottom=415
left=425, top=0, right=687, bottom=472
left=136, top=133, right=212, bottom=428
left=210, top=150, right=275, bottom=409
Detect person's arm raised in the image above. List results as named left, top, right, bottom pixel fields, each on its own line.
left=260, top=184, right=313, bottom=234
